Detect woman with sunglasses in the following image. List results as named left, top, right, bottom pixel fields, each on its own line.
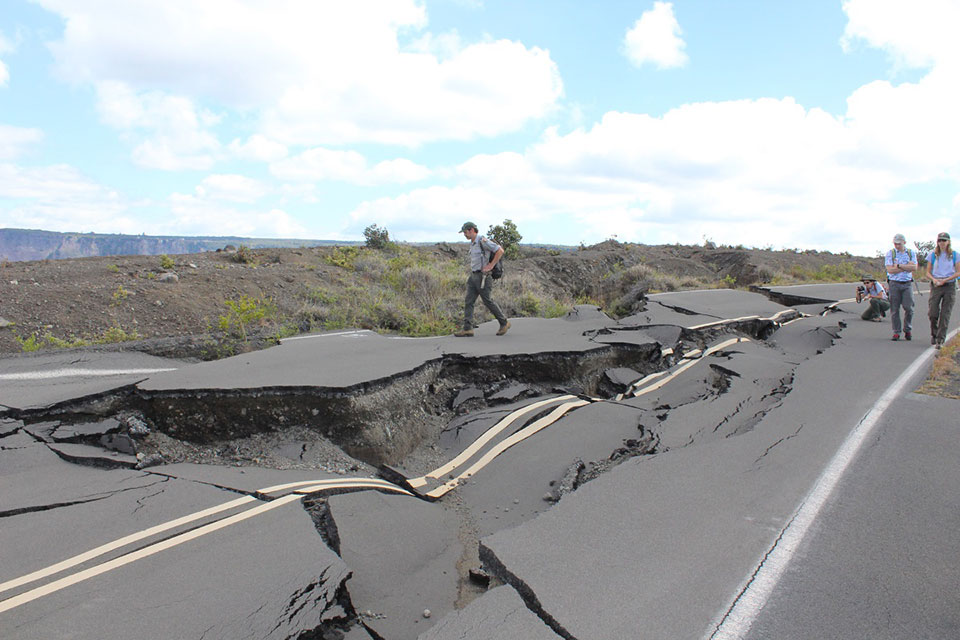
left=926, top=232, right=959, bottom=349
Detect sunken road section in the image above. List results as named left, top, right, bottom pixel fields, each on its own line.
left=5, top=308, right=800, bottom=470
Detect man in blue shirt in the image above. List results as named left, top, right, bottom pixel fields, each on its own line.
left=926, top=231, right=958, bottom=348
left=885, top=233, right=917, bottom=341
left=454, top=221, right=510, bottom=337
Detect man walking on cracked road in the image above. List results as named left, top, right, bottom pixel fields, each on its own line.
left=454, top=221, right=510, bottom=337
left=885, top=233, right=917, bottom=341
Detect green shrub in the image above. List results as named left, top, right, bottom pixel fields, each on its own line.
left=159, top=254, right=175, bottom=270
left=233, top=245, right=256, bottom=264
left=94, top=325, right=140, bottom=344
left=112, top=284, right=130, bottom=305
left=325, top=246, right=360, bottom=269
left=218, top=296, right=277, bottom=341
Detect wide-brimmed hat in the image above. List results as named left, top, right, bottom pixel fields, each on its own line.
left=861, top=274, right=876, bottom=282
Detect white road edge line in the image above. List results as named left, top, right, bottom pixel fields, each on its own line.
left=707, top=327, right=958, bottom=640
left=0, top=368, right=177, bottom=381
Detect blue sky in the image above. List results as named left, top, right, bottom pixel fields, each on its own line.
left=1, top=0, right=957, bottom=255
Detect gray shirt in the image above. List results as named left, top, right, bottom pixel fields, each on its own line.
left=469, top=236, right=501, bottom=271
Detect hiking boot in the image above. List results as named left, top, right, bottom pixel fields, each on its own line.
left=496, top=321, right=511, bottom=336
left=891, top=333, right=899, bottom=341
left=932, top=336, right=937, bottom=345
left=905, top=331, right=912, bottom=341
left=935, top=343, right=942, bottom=350
left=454, top=329, right=474, bottom=337
left=871, top=317, right=882, bottom=322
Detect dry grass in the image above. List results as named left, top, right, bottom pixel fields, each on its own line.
left=916, top=334, right=960, bottom=398
left=296, top=246, right=573, bottom=336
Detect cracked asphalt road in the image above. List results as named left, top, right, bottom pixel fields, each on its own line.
left=1, top=285, right=957, bottom=639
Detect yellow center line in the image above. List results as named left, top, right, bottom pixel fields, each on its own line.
left=631, top=337, right=748, bottom=398
left=258, top=477, right=401, bottom=495
left=0, top=475, right=411, bottom=606
left=295, top=480, right=413, bottom=497
left=426, top=399, right=590, bottom=499
left=408, top=395, right=575, bottom=488
left=0, top=494, right=303, bottom=615
left=688, top=315, right=760, bottom=330
left=0, top=495, right=258, bottom=597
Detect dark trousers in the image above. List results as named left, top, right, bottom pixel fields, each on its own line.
left=861, top=298, right=890, bottom=321
left=928, top=283, right=956, bottom=344
left=463, top=272, right=506, bottom=330
left=888, top=280, right=914, bottom=334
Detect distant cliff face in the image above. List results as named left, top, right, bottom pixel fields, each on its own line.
left=0, top=229, right=328, bottom=262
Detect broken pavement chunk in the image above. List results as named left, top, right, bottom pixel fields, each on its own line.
left=51, top=418, right=122, bottom=443
left=326, top=490, right=462, bottom=640
left=451, top=386, right=484, bottom=411
left=47, top=442, right=138, bottom=469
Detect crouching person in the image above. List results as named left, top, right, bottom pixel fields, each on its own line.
left=856, top=275, right=889, bottom=322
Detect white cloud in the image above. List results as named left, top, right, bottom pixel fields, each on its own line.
left=194, top=174, right=269, bottom=203
left=271, top=147, right=431, bottom=185
left=0, top=163, right=138, bottom=232
left=166, top=191, right=306, bottom=237
left=623, top=2, right=688, bottom=70
left=36, top=0, right=562, bottom=147
left=228, top=135, right=288, bottom=163
left=162, top=175, right=303, bottom=237
left=96, top=81, right=221, bottom=170
left=842, top=0, right=960, bottom=69
left=0, top=125, right=44, bottom=160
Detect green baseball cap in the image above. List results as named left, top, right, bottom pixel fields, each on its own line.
left=460, top=221, right=477, bottom=232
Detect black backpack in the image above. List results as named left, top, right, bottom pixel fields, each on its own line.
left=481, top=237, right=504, bottom=279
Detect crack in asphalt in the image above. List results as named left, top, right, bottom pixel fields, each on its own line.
left=479, top=543, right=579, bottom=640
left=708, top=506, right=800, bottom=639
left=0, top=477, right=169, bottom=519
left=752, top=424, right=805, bottom=469
left=653, top=300, right=724, bottom=319
left=131, top=482, right=168, bottom=516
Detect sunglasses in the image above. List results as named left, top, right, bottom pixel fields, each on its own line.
left=938, top=238, right=949, bottom=242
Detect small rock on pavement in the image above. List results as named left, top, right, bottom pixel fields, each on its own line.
left=423, top=609, right=432, bottom=619
left=0, top=317, right=12, bottom=328
left=158, top=272, right=179, bottom=283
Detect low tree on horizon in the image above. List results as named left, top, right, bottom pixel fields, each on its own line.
left=487, top=219, right=522, bottom=259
